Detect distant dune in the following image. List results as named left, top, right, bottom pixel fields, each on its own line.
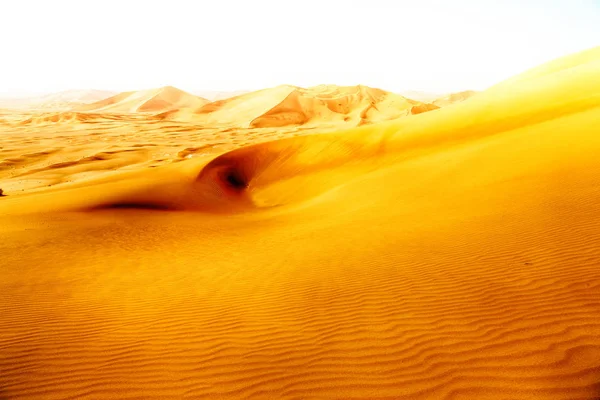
left=76, top=86, right=209, bottom=114
left=0, top=89, right=116, bottom=111
left=33, top=89, right=117, bottom=110
left=18, top=112, right=131, bottom=125
left=397, top=90, right=446, bottom=103
left=160, top=84, right=437, bottom=127
left=194, top=90, right=251, bottom=102
left=0, top=87, right=456, bottom=127
left=432, top=90, right=479, bottom=107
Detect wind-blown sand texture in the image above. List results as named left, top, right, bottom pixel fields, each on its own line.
left=1, top=47, right=600, bottom=399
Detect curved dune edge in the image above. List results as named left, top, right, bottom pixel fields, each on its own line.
left=1, top=47, right=600, bottom=400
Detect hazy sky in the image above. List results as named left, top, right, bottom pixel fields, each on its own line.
left=1, top=0, right=598, bottom=96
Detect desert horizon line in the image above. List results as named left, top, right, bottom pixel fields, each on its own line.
left=0, top=83, right=474, bottom=100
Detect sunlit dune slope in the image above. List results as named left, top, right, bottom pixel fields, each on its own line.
left=76, top=86, right=209, bottom=113
left=1, top=47, right=600, bottom=399
left=160, top=84, right=435, bottom=127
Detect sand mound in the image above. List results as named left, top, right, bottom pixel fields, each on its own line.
left=77, top=86, right=209, bottom=114
left=161, top=85, right=435, bottom=128
left=1, top=47, right=600, bottom=399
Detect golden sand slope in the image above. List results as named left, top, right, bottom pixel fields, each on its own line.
left=1, top=47, right=600, bottom=399
left=76, top=86, right=209, bottom=114
left=160, top=84, right=435, bottom=128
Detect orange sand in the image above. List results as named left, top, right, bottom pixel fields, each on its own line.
left=1, top=47, right=600, bottom=399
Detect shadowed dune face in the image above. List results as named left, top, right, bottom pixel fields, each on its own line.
left=1, top=47, right=600, bottom=399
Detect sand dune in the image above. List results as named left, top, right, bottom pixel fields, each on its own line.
left=161, top=84, right=436, bottom=128
left=77, top=86, right=209, bottom=114
left=1, top=47, right=600, bottom=399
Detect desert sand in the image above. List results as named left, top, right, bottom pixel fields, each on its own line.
left=1, top=47, right=600, bottom=399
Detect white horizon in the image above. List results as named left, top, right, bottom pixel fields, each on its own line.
left=1, top=0, right=598, bottom=97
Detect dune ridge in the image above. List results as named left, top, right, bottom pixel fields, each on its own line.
left=1, top=47, right=600, bottom=399
left=76, top=86, right=209, bottom=114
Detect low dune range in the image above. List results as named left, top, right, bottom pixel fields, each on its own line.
left=1, top=47, right=599, bottom=399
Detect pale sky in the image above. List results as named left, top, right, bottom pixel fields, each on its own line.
left=0, top=0, right=598, bottom=96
